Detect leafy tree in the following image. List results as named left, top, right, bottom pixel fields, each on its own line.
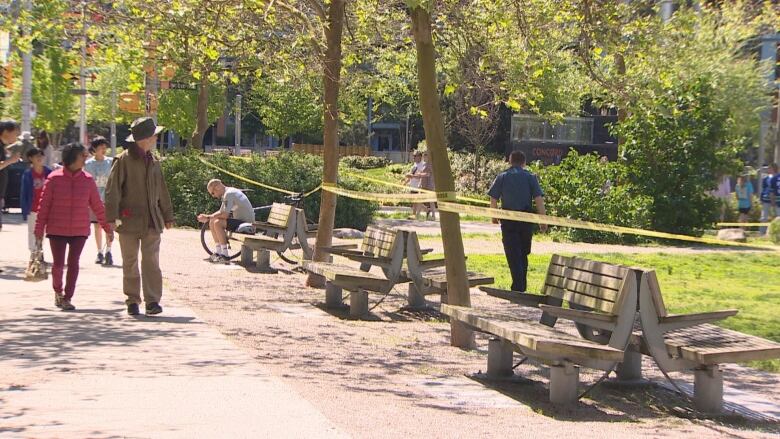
left=615, top=76, right=737, bottom=235
left=157, top=84, right=225, bottom=145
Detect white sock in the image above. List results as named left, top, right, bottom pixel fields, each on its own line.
left=218, top=244, right=228, bottom=256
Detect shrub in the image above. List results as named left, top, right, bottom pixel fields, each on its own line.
left=769, top=218, right=780, bottom=245
left=161, top=150, right=378, bottom=230
left=340, top=155, right=391, bottom=170
left=532, top=152, right=653, bottom=244
left=449, top=151, right=507, bottom=196
left=614, top=76, right=739, bottom=236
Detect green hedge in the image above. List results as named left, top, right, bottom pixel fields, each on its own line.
left=531, top=152, right=653, bottom=244
left=161, top=151, right=378, bottom=230
left=339, top=155, right=391, bottom=169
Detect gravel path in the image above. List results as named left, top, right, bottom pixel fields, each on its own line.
left=157, top=226, right=778, bottom=438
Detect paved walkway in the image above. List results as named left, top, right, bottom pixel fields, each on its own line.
left=0, top=216, right=344, bottom=438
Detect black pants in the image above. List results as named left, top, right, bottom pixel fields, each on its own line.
left=501, top=220, right=533, bottom=292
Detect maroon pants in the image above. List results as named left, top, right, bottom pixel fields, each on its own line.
left=49, top=235, right=87, bottom=300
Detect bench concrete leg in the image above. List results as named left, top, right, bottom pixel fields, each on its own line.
left=256, top=249, right=277, bottom=274
left=407, top=284, right=427, bottom=309
left=487, top=338, right=514, bottom=378
left=350, top=290, right=369, bottom=317
left=615, top=348, right=643, bottom=382
left=240, top=245, right=253, bottom=267
left=549, top=364, right=579, bottom=405
left=694, top=365, right=723, bottom=413
left=325, top=282, right=344, bottom=308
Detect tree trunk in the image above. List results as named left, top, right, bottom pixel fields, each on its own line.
left=191, top=75, right=210, bottom=150
left=306, top=0, right=345, bottom=287
left=411, top=6, right=473, bottom=348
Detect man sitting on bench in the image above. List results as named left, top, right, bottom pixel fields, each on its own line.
left=197, top=179, right=255, bottom=263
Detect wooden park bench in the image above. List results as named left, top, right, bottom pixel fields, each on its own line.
left=303, top=226, right=406, bottom=318
left=401, top=231, right=494, bottom=309
left=442, top=255, right=640, bottom=404
left=637, top=270, right=780, bottom=413
left=238, top=203, right=310, bottom=273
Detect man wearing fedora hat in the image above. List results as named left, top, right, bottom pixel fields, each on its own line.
left=105, top=117, right=174, bottom=316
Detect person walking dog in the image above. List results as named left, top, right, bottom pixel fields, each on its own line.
left=104, top=117, right=174, bottom=316
left=34, top=143, right=113, bottom=311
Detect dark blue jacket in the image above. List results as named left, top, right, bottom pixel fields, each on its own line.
left=20, top=166, right=52, bottom=220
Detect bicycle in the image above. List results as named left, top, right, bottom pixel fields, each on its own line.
left=200, top=192, right=317, bottom=264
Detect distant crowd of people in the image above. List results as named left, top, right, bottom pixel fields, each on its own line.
left=713, top=165, right=779, bottom=233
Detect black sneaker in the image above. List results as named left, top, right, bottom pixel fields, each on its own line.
left=127, top=303, right=140, bottom=315
left=95, top=253, right=104, bottom=264
left=60, top=299, right=75, bottom=311
left=104, top=251, right=113, bottom=266
left=145, top=302, right=163, bottom=315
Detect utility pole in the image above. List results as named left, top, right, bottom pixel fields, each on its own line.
left=78, top=1, right=87, bottom=145
left=234, top=93, right=242, bottom=155
left=110, top=90, right=117, bottom=157
left=20, top=0, right=32, bottom=133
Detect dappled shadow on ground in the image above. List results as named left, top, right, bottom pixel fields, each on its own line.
left=0, top=302, right=205, bottom=372
left=158, top=227, right=780, bottom=436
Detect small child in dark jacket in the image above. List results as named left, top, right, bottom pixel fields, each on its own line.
left=20, top=147, right=51, bottom=253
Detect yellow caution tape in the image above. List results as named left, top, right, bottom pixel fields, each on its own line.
left=715, top=223, right=767, bottom=227
left=341, top=171, right=436, bottom=194
left=322, top=183, right=438, bottom=203
left=436, top=202, right=774, bottom=249
left=303, top=184, right=322, bottom=198
left=198, top=156, right=301, bottom=196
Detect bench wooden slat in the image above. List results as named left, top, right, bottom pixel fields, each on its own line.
left=663, top=324, right=780, bottom=364
left=565, top=270, right=624, bottom=290
left=563, top=279, right=619, bottom=302
left=566, top=257, right=629, bottom=279
left=441, top=304, right=624, bottom=363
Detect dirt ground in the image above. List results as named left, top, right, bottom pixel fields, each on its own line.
left=158, top=227, right=779, bottom=438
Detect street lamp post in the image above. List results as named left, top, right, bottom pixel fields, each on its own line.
left=234, top=93, right=242, bottom=155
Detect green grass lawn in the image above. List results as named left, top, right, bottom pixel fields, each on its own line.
left=466, top=252, right=780, bottom=371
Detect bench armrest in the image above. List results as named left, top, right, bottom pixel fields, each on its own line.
left=658, top=309, right=738, bottom=332
left=418, top=258, right=446, bottom=270
left=254, top=223, right=288, bottom=234
left=320, top=247, right=364, bottom=257
left=538, top=305, right=617, bottom=331
left=480, top=286, right=546, bottom=308
left=344, top=254, right=393, bottom=266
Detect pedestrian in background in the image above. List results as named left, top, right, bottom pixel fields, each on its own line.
left=760, top=164, right=776, bottom=234
left=735, top=175, right=754, bottom=225
left=405, top=151, right=424, bottom=220
left=85, top=136, right=114, bottom=265
left=419, top=151, right=436, bottom=220
left=488, top=151, right=547, bottom=293
left=105, top=117, right=174, bottom=316
left=0, top=119, right=22, bottom=232
left=20, top=147, right=52, bottom=256
left=36, top=130, right=56, bottom=169
left=34, top=142, right=113, bottom=311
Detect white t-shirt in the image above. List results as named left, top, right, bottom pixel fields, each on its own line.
left=220, top=187, right=255, bottom=223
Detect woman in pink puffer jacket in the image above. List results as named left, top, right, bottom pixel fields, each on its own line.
left=35, top=143, right=113, bottom=311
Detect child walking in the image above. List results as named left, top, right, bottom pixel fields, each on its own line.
left=35, top=143, right=113, bottom=311
left=20, top=147, right=52, bottom=256
left=84, top=136, right=114, bottom=265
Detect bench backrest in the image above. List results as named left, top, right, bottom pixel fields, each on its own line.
left=542, top=254, right=634, bottom=316
left=267, top=203, right=295, bottom=228
left=360, top=226, right=400, bottom=259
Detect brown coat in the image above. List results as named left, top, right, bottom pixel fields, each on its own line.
left=104, top=147, right=174, bottom=235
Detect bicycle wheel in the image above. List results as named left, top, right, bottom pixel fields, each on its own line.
left=200, top=222, right=243, bottom=260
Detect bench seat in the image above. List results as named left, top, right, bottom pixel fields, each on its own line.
left=302, top=261, right=390, bottom=292
left=442, top=305, right=625, bottom=364
left=659, top=323, right=780, bottom=365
